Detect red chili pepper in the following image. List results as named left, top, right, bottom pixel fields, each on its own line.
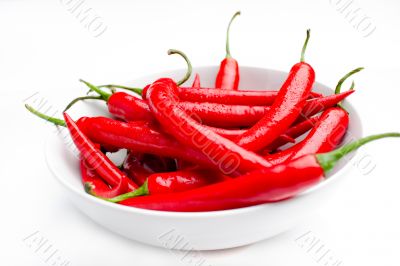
left=179, top=101, right=268, bottom=127
left=80, top=160, right=127, bottom=198
left=204, top=125, right=295, bottom=144
left=263, top=107, right=349, bottom=165
left=104, top=169, right=228, bottom=202
left=108, top=92, right=153, bottom=122
left=175, top=87, right=320, bottom=105
left=295, top=90, right=354, bottom=123
left=192, top=73, right=201, bottom=87
left=295, top=67, right=362, bottom=123
left=63, top=113, right=137, bottom=192
left=85, top=85, right=351, bottom=128
left=215, top=11, right=241, bottom=90
left=146, top=78, right=271, bottom=174
left=235, top=30, right=315, bottom=151
left=119, top=133, right=400, bottom=211
left=81, top=117, right=223, bottom=170
left=25, top=105, right=223, bottom=170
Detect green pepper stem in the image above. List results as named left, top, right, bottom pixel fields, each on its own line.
left=80, top=79, right=111, bottom=101
left=98, top=84, right=143, bottom=95
left=63, top=96, right=105, bottom=112
left=25, top=104, right=66, bottom=127
left=167, top=49, right=192, bottom=86
left=225, top=11, right=241, bottom=58
left=335, top=67, right=364, bottom=95
left=300, top=29, right=311, bottom=62
left=102, top=180, right=149, bottom=203
left=317, top=133, right=400, bottom=174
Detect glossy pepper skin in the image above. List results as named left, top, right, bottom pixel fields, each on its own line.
left=179, top=101, right=268, bottom=127
left=287, top=107, right=349, bottom=160
left=108, top=92, right=269, bottom=127
left=216, top=58, right=239, bottom=90
left=146, top=78, right=272, bottom=174
left=105, top=169, right=231, bottom=203
left=108, top=91, right=351, bottom=128
left=120, top=155, right=324, bottom=212
left=264, top=107, right=349, bottom=165
left=147, top=170, right=220, bottom=195
left=294, top=90, right=354, bottom=123
left=82, top=117, right=220, bottom=170
left=108, top=92, right=153, bottom=122
left=119, top=132, right=400, bottom=212
left=145, top=87, right=322, bottom=104
left=215, top=11, right=241, bottom=90
left=204, top=125, right=295, bottom=144
left=236, top=62, right=315, bottom=151
left=235, top=30, right=315, bottom=151
left=23, top=106, right=228, bottom=172
left=80, top=160, right=128, bottom=198
left=63, top=113, right=137, bottom=191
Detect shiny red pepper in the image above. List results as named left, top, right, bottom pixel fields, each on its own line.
left=144, top=86, right=322, bottom=103
left=103, top=90, right=352, bottom=128
left=119, top=133, right=400, bottom=211
left=264, top=107, right=349, bottom=165
left=215, top=11, right=241, bottom=90
left=204, top=125, right=295, bottom=144
left=24, top=105, right=229, bottom=171
left=63, top=113, right=137, bottom=192
left=82, top=117, right=221, bottom=170
left=295, top=90, right=354, bottom=123
left=235, top=30, right=315, bottom=151
left=80, top=160, right=128, bottom=198
left=146, top=78, right=272, bottom=174
left=102, top=169, right=230, bottom=203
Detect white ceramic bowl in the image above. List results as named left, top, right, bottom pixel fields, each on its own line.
left=45, top=66, right=362, bottom=250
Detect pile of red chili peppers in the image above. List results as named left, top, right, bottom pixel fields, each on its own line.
left=26, top=12, right=400, bottom=212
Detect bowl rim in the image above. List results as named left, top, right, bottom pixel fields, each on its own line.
left=46, top=65, right=363, bottom=217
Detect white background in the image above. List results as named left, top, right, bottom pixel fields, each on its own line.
left=1, top=0, right=400, bottom=265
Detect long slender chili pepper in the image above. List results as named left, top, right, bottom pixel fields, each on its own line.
left=235, top=29, right=315, bottom=151
left=71, top=82, right=352, bottom=128
left=63, top=113, right=137, bottom=192
left=215, top=11, right=241, bottom=90
left=203, top=125, right=295, bottom=144
left=82, top=118, right=223, bottom=170
left=175, top=87, right=321, bottom=105
left=178, top=101, right=268, bottom=127
left=130, top=85, right=322, bottom=101
left=80, top=160, right=127, bottom=198
left=25, top=105, right=223, bottom=170
left=119, top=133, right=400, bottom=212
left=295, top=67, right=362, bottom=123
left=146, top=78, right=272, bottom=174
left=263, top=107, right=349, bottom=165
left=100, top=169, right=228, bottom=203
